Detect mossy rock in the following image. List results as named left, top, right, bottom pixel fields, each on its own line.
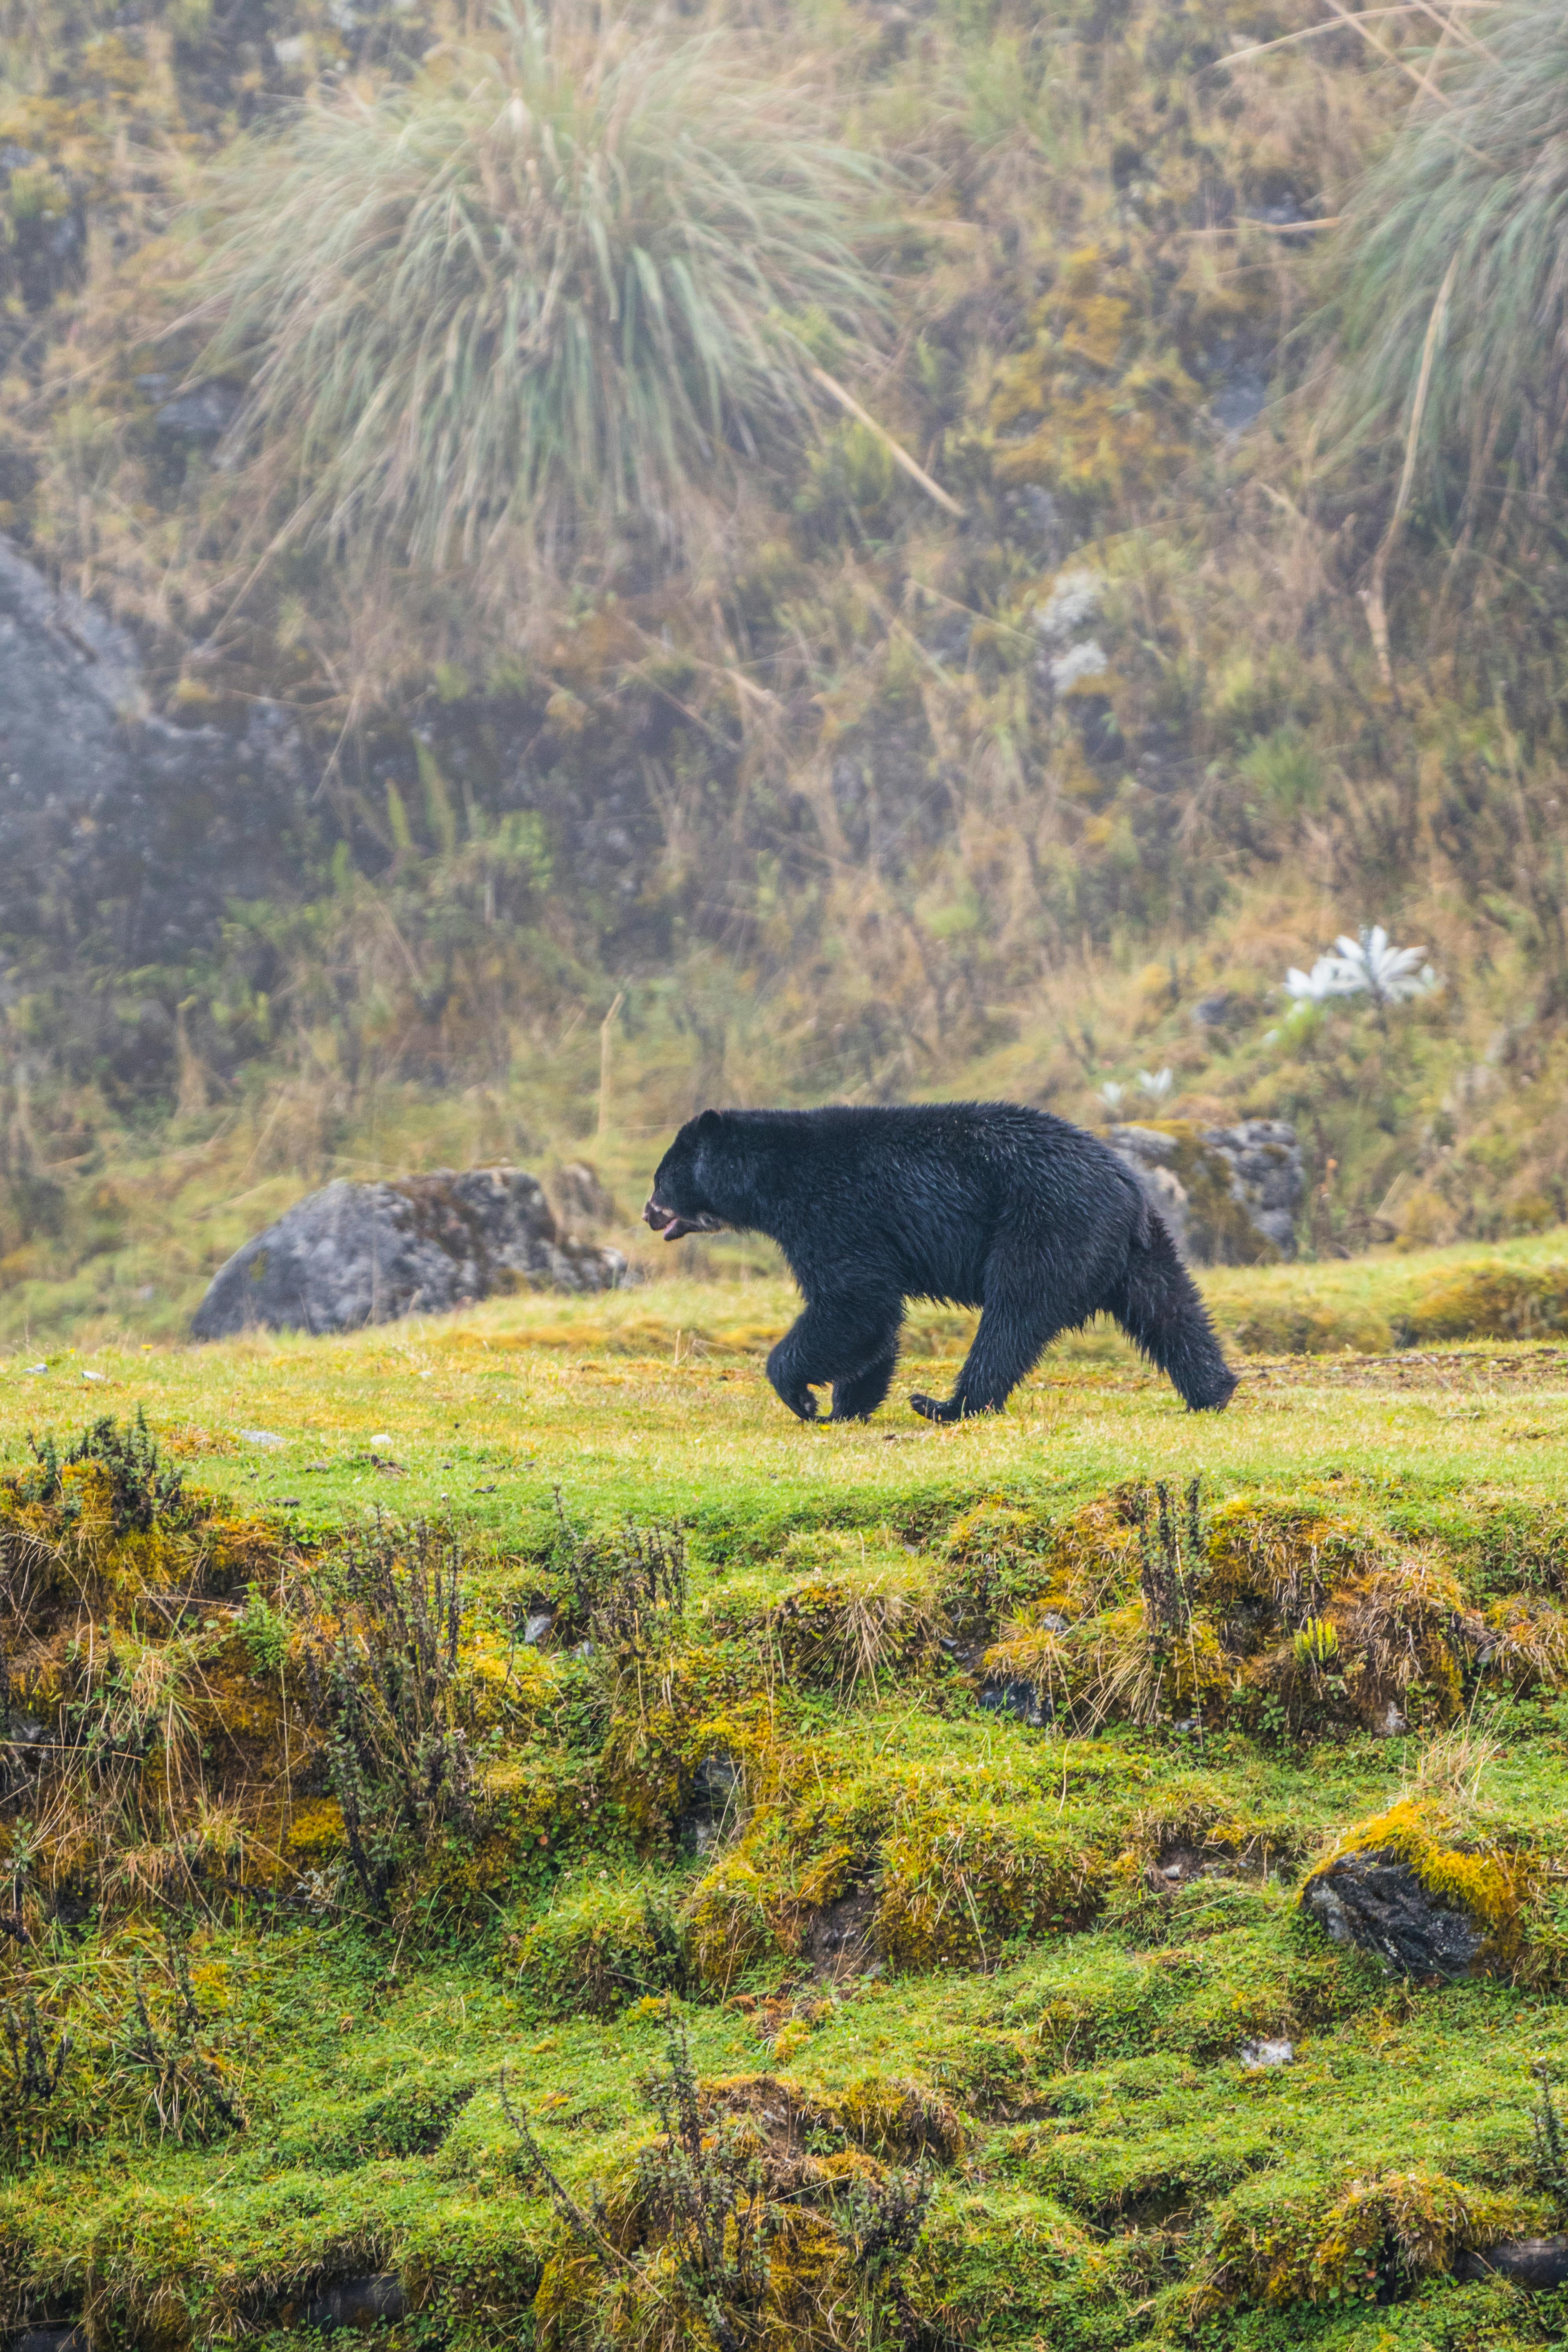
left=1300, top=1798, right=1533, bottom=1980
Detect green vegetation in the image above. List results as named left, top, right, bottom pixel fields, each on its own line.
left=11, top=4, right=1568, bottom=2335
left=6, top=0, right=1568, bottom=1303
left=2, top=1266, right=1568, bottom=2343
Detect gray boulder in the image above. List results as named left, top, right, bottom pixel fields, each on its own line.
left=1301, top=1848, right=1488, bottom=1980
left=1108, top=1117, right=1305, bottom=1262
left=192, top=1167, right=626, bottom=1339
left=1105, top=1124, right=1192, bottom=1248
left=1457, top=2237, right=1568, bottom=2290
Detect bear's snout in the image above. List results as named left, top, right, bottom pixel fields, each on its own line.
left=644, top=1196, right=725, bottom=1241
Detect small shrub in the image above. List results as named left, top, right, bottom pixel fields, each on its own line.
left=514, top=1877, right=688, bottom=2017
left=1405, top=1264, right=1568, bottom=1346
left=22, top=1407, right=188, bottom=1535
left=1472, top=1505, right=1568, bottom=1596
left=238, top=1581, right=289, bottom=1679
left=110, top=1927, right=245, bottom=2145
left=304, top=1521, right=476, bottom=1917
left=1532, top=2060, right=1568, bottom=2204
left=562, top=1515, right=688, bottom=1652
left=0, top=1991, right=72, bottom=2160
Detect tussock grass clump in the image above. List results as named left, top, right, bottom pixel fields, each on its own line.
left=1478, top=1594, right=1568, bottom=1692
left=771, top=1564, right=937, bottom=1699
left=686, top=1851, right=780, bottom=1989
left=1330, top=1, right=1568, bottom=560
left=1204, top=1495, right=1376, bottom=1633
left=0, top=1413, right=311, bottom=1916
left=189, top=3, right=884, bottom=599
left=1406, top=1262, right=1568, bottom=1346
left=876, top=1802, right=1110, bottom=1971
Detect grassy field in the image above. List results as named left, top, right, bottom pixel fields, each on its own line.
left=4, top=1251, right=1568, bottom=2349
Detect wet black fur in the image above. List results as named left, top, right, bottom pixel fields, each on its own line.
left=645, top=1102, right=1237, bottom=1423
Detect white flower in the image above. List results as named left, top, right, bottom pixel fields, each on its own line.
left=1034, top=569, right=1103, bottom=644
left=1098, top=1081, right=1125, bottom=1109
left=1283, top=955, right=1356, bottom=1004
left=1136, top=1067, right=1173, bottom=1101
left=1330, top=925, right=1438, bottom=1005
left=1049, top=639, right=1109, bottom=693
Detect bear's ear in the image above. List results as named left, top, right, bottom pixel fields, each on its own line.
left=696, top=1108, right=723, bottom=1133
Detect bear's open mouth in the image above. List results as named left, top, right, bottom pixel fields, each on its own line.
left=643, top=1200, right=728, bottom=1242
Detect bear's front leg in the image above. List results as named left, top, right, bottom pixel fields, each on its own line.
left=767, top=1294, right=899, bottom=1423
left=831, top=1321, right=902, bottom=1421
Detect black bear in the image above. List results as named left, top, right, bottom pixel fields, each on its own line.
left=644, top=1101, right=1236, bottom=1422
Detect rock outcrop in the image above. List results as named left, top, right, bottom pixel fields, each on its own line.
left=1300, top=1848, right=1488, bottom=1980
left=191, top=1167, right=626, bottom=1339
left=1108, top=1118, right=1305, bottom=1262
left=0, top=536, right=318, bottom=980
left=1457, top=2237, right=1568, bottom=2290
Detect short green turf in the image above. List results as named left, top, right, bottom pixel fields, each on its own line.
left=4, top=1257, right=1568, bottom=2349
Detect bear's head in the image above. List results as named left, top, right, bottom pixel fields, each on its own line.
left=644, top=1109, right=732, bottom=1241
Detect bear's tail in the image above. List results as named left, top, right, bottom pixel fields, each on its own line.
left=1105, top=1206, right=1237, bottom=1412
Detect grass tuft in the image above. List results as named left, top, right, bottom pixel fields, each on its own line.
left=187, top=2, right=885, bottom=601
left=1330, top=0, right=1568, bottom=554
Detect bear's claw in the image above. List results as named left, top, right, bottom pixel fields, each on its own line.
left=909, top=1391, right=961, bottom=1423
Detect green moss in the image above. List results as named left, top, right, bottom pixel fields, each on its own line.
left=510, top=1873, right=688, bottom=2017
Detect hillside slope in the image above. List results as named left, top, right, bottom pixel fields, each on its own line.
left=2, top=0, right=1568, bottom=1315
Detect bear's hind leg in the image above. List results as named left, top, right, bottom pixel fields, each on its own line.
left=768, top=1293, right=900, bottom=1423
left=911, top=1252, right=1083, bottom=1421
